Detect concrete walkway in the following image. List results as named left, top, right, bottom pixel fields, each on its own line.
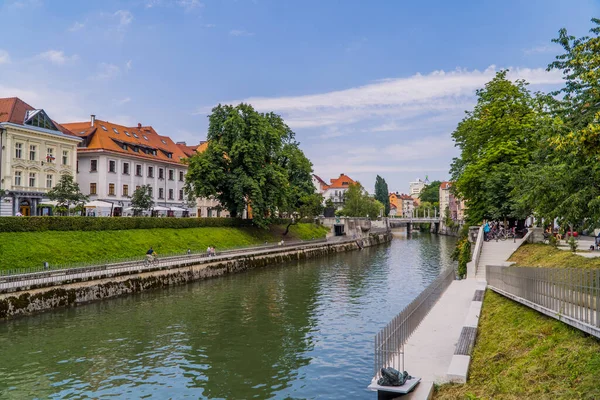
left=387, top=278, right=482, bottom=400
left=475, top=237, right=526, bottom=280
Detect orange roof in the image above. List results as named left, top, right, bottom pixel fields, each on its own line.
left=196, top=141, right=209, bottom=154
left=440, top=181, right=452, bottom=190
left=323, top=173, right=355, bottom=189
left=61, top=119, right=188, bottom=165
left=176, top=143, right=198, bottom=158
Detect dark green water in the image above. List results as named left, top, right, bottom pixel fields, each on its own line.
left=0, top=233, right=456, bottom=399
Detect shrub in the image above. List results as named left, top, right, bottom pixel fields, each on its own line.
left=0, top=216, right=257, bottom=232
left=548, top=234, right=558, bottom=248
left=452, top=238, right=471, bottom=279
left=568, top=236, right=578, bottom=253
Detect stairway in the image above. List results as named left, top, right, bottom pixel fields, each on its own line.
left=476, top=238, right=525, bottom=280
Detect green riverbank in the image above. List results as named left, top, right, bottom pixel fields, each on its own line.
left=0, top=223, right=329, bottom=271
left=434, top=290, right=600, bottom=400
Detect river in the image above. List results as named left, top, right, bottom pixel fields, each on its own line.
left=0, top=232, right=457, bottom=399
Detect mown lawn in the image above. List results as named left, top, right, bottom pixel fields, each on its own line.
left=434, top=290, right=600, bottom=400
left=509, top=243, right=600, bottom=269
left=0, top=223, right=329, bottom=271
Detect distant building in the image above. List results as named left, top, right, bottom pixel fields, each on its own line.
left=0, top=97, right=81, bottom=216
left=314, top=173, right=355, bottom=210
left=439, top=181, right=466, bottom=231
left=409, top=178, right=427, bottom=197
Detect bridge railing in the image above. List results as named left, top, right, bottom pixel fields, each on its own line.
left=373, top=267, right=455, bottom=379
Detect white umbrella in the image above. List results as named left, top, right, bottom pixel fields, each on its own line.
left=151, top=206, right=170, bottom=211
left=169, top=207, right=187, bottom=212
left=85, top=200, right=113, bottom=208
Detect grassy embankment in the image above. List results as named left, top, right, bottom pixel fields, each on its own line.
left=435, top=290, right=600, bottom=400
left=0, top=223, right=329, bottom=271
left=509, top=243, right=600, bottom=269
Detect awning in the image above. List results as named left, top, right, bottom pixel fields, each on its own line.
left=151, top=206, right=170, bottom=211
left=169, top=207, right=187, bottom=212
left=84, top=200, right=114, bottom=208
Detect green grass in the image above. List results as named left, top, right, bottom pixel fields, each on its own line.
left=434, top=290, right=600, bottom=400
left=509, top=243, right=600, bottom=269
left=0, top=223, right=329, bottom=271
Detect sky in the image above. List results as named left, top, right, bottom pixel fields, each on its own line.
left=0, top=0, right=598, bottom=193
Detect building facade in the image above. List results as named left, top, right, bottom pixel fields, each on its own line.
left=313, top=173, right=355, bottom=210
left=439, top=181, right=466, bottom=231
left=409, top=178, right=427, bottom=197
left=0, top=98, right=80, bottom=216
left=62, top=117, right=193, bottom=216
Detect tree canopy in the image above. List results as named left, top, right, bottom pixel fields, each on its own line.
left=186, top=103, right=317, bottom=227
left=47, top=174, right=87, bottom=216
left=338, top=182, right=383, bottom=218
left=130, top=185, right=154, bottom=216
left=374, top=175, right=390, bottom=216
left=418, top=180, right=441, bottom=206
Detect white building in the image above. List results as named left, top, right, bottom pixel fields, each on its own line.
left=0, top=97, right=80, bottom=216
left=409, top=178, right=427, bottom=197
left=62, top=117, right=193, bottom=217
left=313, top=173, right=355, bottom=209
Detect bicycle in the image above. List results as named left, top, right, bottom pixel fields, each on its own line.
left=144, top=254, right=159, bottom=267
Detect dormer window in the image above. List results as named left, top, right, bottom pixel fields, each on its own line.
left=101, top=125, right=107, bottom=131
left=161, top=140, right=167, bottom=144
left=133, top=133, right=139, bottom=138
left=124, top=131, right=131, bottom=137
left=143, top=135, right=148, bottom=141
left=122, top=143, right=128, bottom=151
left=24, top=109, right=59, bottom=131
left=113, top=128, right=119, bottom=134
left=132, top=147, right=139, bottom=153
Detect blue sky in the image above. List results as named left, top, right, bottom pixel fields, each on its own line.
left=0, top=0, right=598, bottom=193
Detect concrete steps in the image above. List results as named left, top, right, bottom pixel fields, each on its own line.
left=475, top=239, right=524, bottom=279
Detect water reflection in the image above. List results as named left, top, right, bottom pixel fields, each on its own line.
left=0, top=234, right=456, bottom=399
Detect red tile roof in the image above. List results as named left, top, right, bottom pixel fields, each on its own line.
left=61, top=119, right=188, bottom=165
left=324, top=174, right=355, bottom=189
left=440, top=181, right=452, bottom=190
left=0, top=97, right=35, bottom=124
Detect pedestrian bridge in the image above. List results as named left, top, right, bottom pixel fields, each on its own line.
left=389, top=217, right=441, bottom=228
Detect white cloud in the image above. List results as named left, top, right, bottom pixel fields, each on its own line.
left=115, top=97, right=131, bottom=106
left=126, top=60, right=133, bottom=70
left=68, top=21, right=84, bottom=32
left=206, top=66, right=563, bottom=130
left=93, top=63, right=120, bottom=80
left=0, top=50, right=10, bottom=64
left=114, top=10, right=133, bottom=27
left=229, top=29, right=254, bottom=37
left=523, top=44, right=559, bottom=55
left=177, top=0, right=203, bottom=11
left=37, top=50, right=78, bottom=65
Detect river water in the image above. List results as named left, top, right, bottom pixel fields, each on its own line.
left=0, top=232, right=456, bottom=399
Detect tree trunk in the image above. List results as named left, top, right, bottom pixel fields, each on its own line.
left=283, top=219, right=297, bottom=236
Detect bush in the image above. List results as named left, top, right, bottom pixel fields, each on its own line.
left=568, top=236, right=578, bottom=253
left=452, top=238, right=471, bottom=279
left=0, top=216, right=256, bottom=232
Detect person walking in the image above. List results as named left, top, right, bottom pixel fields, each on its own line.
left=483, top=221, right=491, bottom=241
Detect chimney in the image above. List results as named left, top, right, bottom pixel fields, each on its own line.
left=90, top=115, right=96, bottom=127
left=176, top=141, right=187, bottom=145
left=138, top=123, right=142, bottom=129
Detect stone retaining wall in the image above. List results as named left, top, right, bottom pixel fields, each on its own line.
left=0, top=233, right=391, bottom=319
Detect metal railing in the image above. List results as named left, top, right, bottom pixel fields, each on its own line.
left=487, top=265, right=600, bottom=338
left=373, top=267, right=455, bottom=378
left=0, top=238, right=329, bottom=293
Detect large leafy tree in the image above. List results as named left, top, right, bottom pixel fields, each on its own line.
left=374, top=175, right=391, bottom=216
left=130, top=185, right=154, bottom=216
left=418, top=180, right=441, bottom=206
left=450, top=71, right=551, bottom=224
left=47, top=174, right=87, bottom=216
left=186, top=103, right=316, bottom=228
left=339, top=183, right=383, bottom=218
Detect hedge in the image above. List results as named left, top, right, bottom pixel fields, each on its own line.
left=0, top=217, right=257, bottom=232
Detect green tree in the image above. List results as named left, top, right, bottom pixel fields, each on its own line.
left=374, top=175, right=391, bottom=216
left=418, top=180, right=441, bottom=206
left=450, top=71, right=550, bottom=224
left=130, top=185, right=154, bottom=216
left=47, top=174, right=88, bottom=216
left=339, top=183, right=383, bottom=218
left=186, top=103, right=315, bottom=228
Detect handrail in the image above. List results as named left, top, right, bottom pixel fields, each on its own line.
left=373, top=267, right=455, bottom=378
left=467, top=225, right=484, bottom=278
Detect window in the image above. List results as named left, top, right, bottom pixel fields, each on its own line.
left=159, top=188, right=164, bottom=199
left=90, top=159, right=98, bottom=172
left=124, top=131, right=130, bottom=136
left=113, top=128, right=119, bottom=134
left=46, top=147, right=54, bottom=163
left=14, top=171, right=21, bottom=186
left=109, top=160, right=116, bottom=173
left=123, top=184, right=129, bottom=197
left=29, top=145, right=36, bottom=161
left=143, top=135, right=148, bottom=141
left=122, top=143, right=128, bottom=151
left=136, top=164, right=142, bottom=176
left=148, top=186, right=153, bottom=197
left=133, top=133, right=139, bottom=138
left=158, top=168, right=164, bottom=179
left=101, top=125, right=107, bottom=131
left=29, top=172, right=36, bottom=187
left=167, top=153, right=172, bottom=159
left=148, top=166, right=154, bottom=178
left=62, top=150, right=69, bottom=165
left=168, top=189, right=174, bottom=200
left=123, top=162, right=130, bottom=175
left=24, top=110, right=58, bottom=131
left=179, top=189, right=184, bottom=201
left=90, top=183, right=97, bottom=195
left=168, top=169, right=174, bottom=181
left=108, top=183, right=115, bottom=196
left=15, top=143, right=22, bottom=159
left=161, top=139, right=167, bottom=144
left=46, top=174, right=53, bottom=189
left=179, top=171, right=184, bottom=181
left=76, top=160, right=79, bottom=173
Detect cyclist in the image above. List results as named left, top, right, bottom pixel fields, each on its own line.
left=146, top=247, right=156, bottom=263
